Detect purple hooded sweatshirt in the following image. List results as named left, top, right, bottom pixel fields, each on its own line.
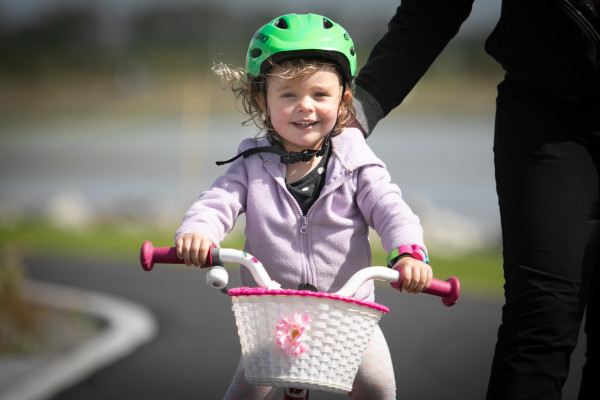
left=176, top=127, right=425, bottom=302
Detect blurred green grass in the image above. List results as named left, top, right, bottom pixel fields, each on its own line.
left=0, top=222, right=504, bottom=300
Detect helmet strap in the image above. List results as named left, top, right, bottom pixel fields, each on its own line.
left=215, top=129, right=332, bottom=166
left=216, top=76, right=346, bottom=167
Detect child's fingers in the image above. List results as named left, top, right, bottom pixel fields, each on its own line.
left=424, top=268, right=433, bottom=291
left=404, top=266, right=420, bottom=293
left=401, top=266, right=411, bottom=293
left=198, top=243, right=212, bottom=268
left=413, top=265, right=433, bottom=293
left=189, top=235, right=205, bottom=266
left=176, top=234, right=206, bottom=266
left=397, top=260, right=433, bottom=294
left=176, top=236, right=192, bottom=265
left=391, top=258, right=432, bottom=294
left=188, top=235, right=213, bottom=267
left=184, top=237, right=196, bottom=266
left=176, top=238, right=184, bottom=259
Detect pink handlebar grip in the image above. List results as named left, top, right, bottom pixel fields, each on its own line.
left=139, top=241, right=216, bottom=271
left=140, top=241, right=183, bottom=271
left=390, top=266, right=460, bottom=307
left=425, top=276, right=460, bottom=307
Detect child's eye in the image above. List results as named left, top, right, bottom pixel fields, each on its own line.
left=281, top=92, right=295, bottom=98
left=315, top=92, right=329, bottom=98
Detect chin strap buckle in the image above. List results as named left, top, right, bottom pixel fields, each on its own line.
left=281, top=149, right=316, bottom=164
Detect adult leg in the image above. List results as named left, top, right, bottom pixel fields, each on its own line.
left=579, top=263, right=598, bottom=399
left=487, top=80, right=599, bottom=400
left=579, top=128, right=600, bottom=399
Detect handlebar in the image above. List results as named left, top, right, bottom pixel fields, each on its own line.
left=140, top=241, right=281, bottom=290
left=140, top=241, right=460, bottom=307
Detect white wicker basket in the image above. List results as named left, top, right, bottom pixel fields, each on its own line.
left=229, top=287, right=389, bottom=394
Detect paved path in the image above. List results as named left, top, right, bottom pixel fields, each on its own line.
left=22, top=256, right=585, bottom=400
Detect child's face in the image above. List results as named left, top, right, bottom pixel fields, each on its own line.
left=265, top=64, right=344, bottom=153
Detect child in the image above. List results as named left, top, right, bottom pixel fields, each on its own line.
left=175, top=13, right=432, bottom=400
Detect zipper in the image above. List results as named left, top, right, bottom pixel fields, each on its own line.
left=300, top=168, right=353, bottom=289
left=299, top=215, right=312, bottom=287
left=265, top=160, right=354, bottom=289
left=264, top=164, right=313, bottom=285
left=300, top=216, right=309, bottom=234
left=558, top=0, right=600, bottom=43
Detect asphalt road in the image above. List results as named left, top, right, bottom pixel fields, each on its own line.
left=25, top=255, right=585, bottom=400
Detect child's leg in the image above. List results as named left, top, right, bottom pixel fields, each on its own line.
left=350, top=325, right=396, bottom=399
left=223, top=356, right=278, bottom=400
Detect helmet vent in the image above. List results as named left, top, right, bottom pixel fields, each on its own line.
left=323, top=18, right=333, bottom=29
left=250, top=48, right=262, bottom=58
left=274, top=18, right=288, bottom=29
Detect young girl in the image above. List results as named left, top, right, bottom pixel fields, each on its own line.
left=175, top=13, right=432, bottom=400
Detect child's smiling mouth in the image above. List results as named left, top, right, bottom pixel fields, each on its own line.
left=293, top=121, right=318, bottom=128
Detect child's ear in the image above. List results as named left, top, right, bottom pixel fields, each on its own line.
left=338, top=90, right=353, bottom=115
left=343, top=90, right=353, bottom=103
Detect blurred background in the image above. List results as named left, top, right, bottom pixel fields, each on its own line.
left=0, top=2, right=517, bottom=397
left=0, top=0, right=503, bottom=248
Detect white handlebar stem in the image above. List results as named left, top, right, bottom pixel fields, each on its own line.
left=213, top=248, right=397, bottom=297
left=334, top=267, right=400, bottom=297
left=215, top=249, right=281, bottom=290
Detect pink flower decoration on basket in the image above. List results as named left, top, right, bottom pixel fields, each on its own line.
left=275, top=313, right=310, bottom=357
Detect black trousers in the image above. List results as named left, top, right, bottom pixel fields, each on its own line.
left=487, top=79, right=600, bottom=400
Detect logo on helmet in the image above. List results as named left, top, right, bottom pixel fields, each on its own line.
left=254, top=33, right=269, bottom=43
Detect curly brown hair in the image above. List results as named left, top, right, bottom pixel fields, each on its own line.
left=213, top=59, right=355, bottom=140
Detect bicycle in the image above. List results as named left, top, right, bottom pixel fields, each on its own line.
left=140, top=241, right=460, bottom=399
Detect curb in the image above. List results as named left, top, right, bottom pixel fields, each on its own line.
left=0, top=281, right=158, bottom=400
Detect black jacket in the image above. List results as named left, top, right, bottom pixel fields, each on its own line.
left=355, top=0, right=600, bottom=118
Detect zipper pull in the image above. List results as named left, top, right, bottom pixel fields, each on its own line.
left=297, top=283, right=319, bottom=292
left=300, top=216, right=308, bottom=234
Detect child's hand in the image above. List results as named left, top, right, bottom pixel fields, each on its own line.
left=176, top=233, right=214, bottom=267
left=392, top=257, right=432, bottom=294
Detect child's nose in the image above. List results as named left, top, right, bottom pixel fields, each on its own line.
left=296, top=96, right=314, bottom=112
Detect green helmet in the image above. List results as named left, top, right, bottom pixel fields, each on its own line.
left=246, top=13, right=357, bottom=85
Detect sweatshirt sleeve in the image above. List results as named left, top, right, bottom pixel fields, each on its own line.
left=343, top=131, right=426, bottom=254
left=355, top=0, right=474, bottom=135
left=356, top=163, right=426, bottom=255
left=175, top=146, right=250, bottom=246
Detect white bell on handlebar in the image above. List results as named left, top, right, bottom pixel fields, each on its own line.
left=206, top=266, right=228, bottom=290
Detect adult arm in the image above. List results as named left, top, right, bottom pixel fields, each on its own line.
left=354, top=0, right=475, bottom=135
